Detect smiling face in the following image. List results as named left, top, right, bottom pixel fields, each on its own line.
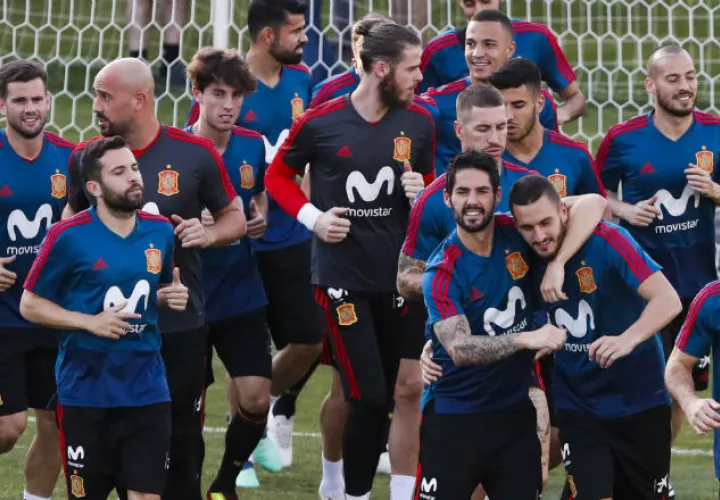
left=464, top=20, right=515, bottom=83
left=445, top=167, right=499, bottom=233
left=646, top=50, right=697, bottom=118
left=512, top=194, right=568, bottom=259
left=0, top=78, right=50, bottom=139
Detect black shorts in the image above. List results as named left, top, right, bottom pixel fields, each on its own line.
left=660, top=297, right=709, bottom=391
left=557, top=405, right=671, bottom=500
left=207, top=307, right=272, bottom=380
left=315, top=288, right=425, bottom=405
left=416, top=400, right=541, bottom=500
left=256, top=240, right=324, bottom=349
left=0, top=328, right=57, bottom=416
left=58, top=402, right=171, bottom=496
left=161, top=328, right=207, bottom=424
left=534, top=356, right=557, bottom=427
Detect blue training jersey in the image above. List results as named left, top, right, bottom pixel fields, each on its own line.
left=503, top=129, right=605, bottom=197
left=541, top=221, right=668, bottom=418
left=425, top=78, right=557, bottom=176
left=186, top=64, right=312, bottom=252
left=418, top=21, right=577, bottom=94
left=596, top=110, right=720, bottom=299
left=422, top=215, right=540, bottom=414
left=0, top=130, right=74, bottom=329
left=675, top=280, right=720, bottom=479
left=24, top=208, right=175, bottom=408
left=187, top=126, right=268, bottom=322
left=403, top=161, right=537, bottom=262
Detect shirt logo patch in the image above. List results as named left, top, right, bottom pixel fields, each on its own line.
left=548, top=169, right=567, bottom=197
left=554, top=300, right=595, bottom=339
left=158, top=165, right=179, bottom=196
left=346, top=166, right=395, bottom=203
left=393, top=132, right=412, bottom=162
left=291, top=94, right=305, bottom=121
left=145, top=244, right=162, bottom=275
left=505, top=250, right=529, bottom=280
left=696, top=145, right=714, bottom=174
left=576, top=263, right=597, bottom=293
left=71, top=472, right=86, bottom=498
left=51, top=170, right=67, bottom=199
left=336, top=303, right=358, bottom=326
left=240, top=162, right=255, bottom=189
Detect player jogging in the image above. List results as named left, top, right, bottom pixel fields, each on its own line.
left=266, top=23, right=433, bottom=500
left=21, top=135, right=189, bottom=500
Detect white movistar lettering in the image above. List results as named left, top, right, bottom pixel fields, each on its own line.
left=654, top=185, right=700, bottom=221
left=483, top=286, right=526, bottom=336
left=103, top=280, right=151, bottom=335
left=554, top=300, right=595, bottom=339
left=263, top=130, right=290, bottom=163
left=346, top=166, right=395, bottom=203
left=655, top=218, right=699, bottom=234
left=346, top=207, right=393, bottom=217
left=6, top=204, right=53, bottom=256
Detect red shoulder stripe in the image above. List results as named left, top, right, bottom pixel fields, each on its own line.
left=428, top=78, right=468, bottom=97
left=285, top=63, right=311, bottom=74
left=693, top=110, right=720, bottom=124
left=504, top=160, right=534, bottom=174
left=310, top=73, right=355, bottom=108
left=137, top=211, right=172, bottom=224
left=231, top=126, right=263, bottom=140
left=403, top=174, right=446, bottom=256
left=276, top=98, right=347, bottom=164
left=420, top=32, right=460, bottom=71
left=432, top=243, right=462, bottom=318
left=547, top=131, right=587, bottom=150
left=594, top=222, right=652, bottom=281
left=495, top=213, right=517, bottom=227
left=44, top=132, right=75, bottom=149
left=676, top=282, right=720, bottom=350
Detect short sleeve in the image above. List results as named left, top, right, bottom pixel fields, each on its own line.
left=274, top=112, right=317, bottom=172
left=536, top=30, right=576, bottom=92
left=539, top=91, right=559, bottom=132
left=160, top=227, right=175, bottom=284
left=200, top=147, right=238, bottom=214
left=418, top=50, right=442, bottom=94
left=574, top=149, right=606, bottom=196
left=67, top=149, right=91, bottom=213
left=675, top=287, right=718, bottom=358
left=597, top=223, right=662, bottom=291
left=402, top=188, right=446, bottom=261
left=23, top=228, right=70, bottom=303
left=422, top=253, right=465, bottom=324
left=595, top=132, right=624, bottom=193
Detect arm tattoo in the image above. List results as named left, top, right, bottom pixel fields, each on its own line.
left=433, top=316, right=523, bottom=366
left=397, top=252, right=426, bottom=301
left=529, top=388, right=551, bottom=439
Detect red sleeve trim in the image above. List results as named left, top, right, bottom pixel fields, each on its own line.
left=285, top=63, right=311, bottom=74
left=549, top=132, right=606, bottom=197
left=137, top=211, right=172, bottom=224
left=231, top=125, right=263, bottom=140
left=676, top=282, right=720, bottom=350
left=534, top=360, right=546, bottom=392
left=693, top=110, right=720, bottom=125
left=44, top=132, right=76, bottom=149
left=594, top=222, right=652, bottom=281
left=513, top=21, right=576, bottom=84
left=420, top=32, right=460, bottom=73
left=595, top=116, right=649, bottom=175
left=503, top=160, right=535, bottom=174
left=403, top=174, right=446, bottom=256
left=495, top=213, right=517, bottom=227
left=310, top=72, right=355, bottom=108
left=431, top=243, right=462, bottom=318
left=24, top=212, right=93, bottom=291
left=429, top=78, right=469, bottom=97
left=186, top=101, right=201, bottom=126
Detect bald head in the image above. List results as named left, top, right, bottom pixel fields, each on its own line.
left=96, top=58, right=155, bottom=95
left=647, top=46, right=693, bottom=78
left=645, top=45, right=697, bottom=118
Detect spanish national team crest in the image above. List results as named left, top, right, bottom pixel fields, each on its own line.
left=505, top=250, right=529, bottom=280
left=336, top=303, right=358, bottom=326
left=696, top=145, right=714, bottom=173
left=567, top=474, right=578, bottom=498
left=158, top=165, right=179, bottom=196
left=145, top=244, right=162, bottom=275
left=393, top=131, right=412, bottom=162
left=291, top=93, right=305, bottom=121
left=70, top=473, right=86, bottom=498
left=548, top=169, right=567, bottom=197
left=576, top=263, right=597, bottom=293
left=51, top=170, right=67, bottom=199
left=240, top=162, right=255, bottom=189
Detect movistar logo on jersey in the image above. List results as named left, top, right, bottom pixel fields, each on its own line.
left=653, top=186, right=702, bottom=234
left=103, top=280, right=151, bottom=335
left=344, top=166, right=396, bottom=218
left=263, top=130, right=290, bottom=164
left=483, top=286, right=528, bottom=335
left=555, top=300, right=595, bottom=349
left=6, top=204, right=53, bottom=256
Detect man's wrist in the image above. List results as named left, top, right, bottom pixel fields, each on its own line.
left=297, top=203, right=323, bottom=231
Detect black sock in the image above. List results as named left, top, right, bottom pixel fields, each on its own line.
left=129, top=49, right=149, bottom=59
left=210, top=406, right=267, bottom=492
left=273, top=360, right=319, bottom=418
left=162, top=43, right=180, bottom=64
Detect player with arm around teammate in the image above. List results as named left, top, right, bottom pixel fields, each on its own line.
left=21, top=136, right=189, bottom=500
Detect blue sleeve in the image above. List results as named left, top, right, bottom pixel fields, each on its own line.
left=402, top=190, right=445, bottom=261
left=676, top=290, right=716, bottom=358
left=539, top=92, right=558, bottom=132
left=600, top=224, right=662, bottom=291
left=160, top=227, right=174, bottom=284
left=23, top=228, right=70, bottom=303
left=254, top=142, right=267, bottom=195
left=596, top=132, right=623, bottom=193
left=185, top=98, right=200, bottom=127
left=574, top=150, right=605, bottom=196
left=418, top=49, right=442, bottom=94
left=415, top=97, right=440, bottom=126
left=536, top=30, right=576, bottom=92
left=422, top=257, right=465, bottom=325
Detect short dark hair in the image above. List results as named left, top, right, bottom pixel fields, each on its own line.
left=0, top=60, right=48, bottom=100
left=80, top=136, right=128, bottom=185
left=187, top=47, right=257, bottom=95
left=358, top=24, right=421, bottom=73
left=445, top=150, right=500, bottom=195
left=508, top=175, right=561, bottom=213
left=456, top=84, right=505, bottom=119
left=470, top=10, right=514, bottom=41
left=248, top=0, right=308, bottom=42
left=490, top=57, right=542, bottom=95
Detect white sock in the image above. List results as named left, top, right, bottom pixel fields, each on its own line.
left=320, top=454, right=345, bottom=492
left=24, top=492, right=51, bottom=500
left=346, top=494, right=370, bottom=500
left=270, top=394, right=280, bottom=409
left=390, top=475, right=416, bottom=500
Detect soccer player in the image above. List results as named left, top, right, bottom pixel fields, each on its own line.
left=63, top=58, right=243, bottom=500
left=419, top=0, right=586, bottom=125
left=666, top=281, right=720, bottom=494
left=491, top=58, right=605, bottom=198
left=424, top=10, right=558, bottom=176
left=418, top=151, right=569, bottom=499
left=596, top=45, right=720, bottom=447
left=0, top=59, right=74, bottom=500
left=186, top=1, right=324, bottom=472
left=266, top=23, right=434, bottom=500
left=509, top=175, right=679, bottom=500
left=20, top=135, right=189, bottom=500
left=185, top=48, right=279, bottom=499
